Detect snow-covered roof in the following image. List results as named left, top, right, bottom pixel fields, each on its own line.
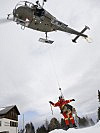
left=0, top=107, right=5, bottom=111
left=0, top=105, right=20, bottom=115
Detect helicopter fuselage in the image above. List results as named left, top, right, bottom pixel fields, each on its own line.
left=7, top=1, right=90, bottom=43
left=13, top=4, right=58, bottom=32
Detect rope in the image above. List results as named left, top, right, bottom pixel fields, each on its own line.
left=50, top=104, right=53, bottom=115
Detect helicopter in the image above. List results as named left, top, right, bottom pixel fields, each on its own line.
left=3, top=0, right=90, bottom=44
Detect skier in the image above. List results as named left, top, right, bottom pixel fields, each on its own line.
left=49, top=96, right=77, bottom=129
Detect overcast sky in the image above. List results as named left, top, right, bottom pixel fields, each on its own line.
left=0, top=0, right=100, bottom=129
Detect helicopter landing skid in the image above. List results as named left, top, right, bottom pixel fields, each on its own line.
left=39, top=38, right=54, bottom=44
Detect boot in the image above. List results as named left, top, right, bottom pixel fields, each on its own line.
left=73, top=124, right=77, bottom=128
left=66, top=125, right=70, bottom=130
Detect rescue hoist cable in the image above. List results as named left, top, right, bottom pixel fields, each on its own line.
left=48, top=47, right=62, bottom=115
left=59, top=88, right=64, bottom=98
left=48, top=46, right=65, bottom=115
left=48, top=47, right=61, bottom=89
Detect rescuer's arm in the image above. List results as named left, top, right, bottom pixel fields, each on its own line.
left=49, top=101, right=60, bottom=107
left=65, top=99, right=75, bottom=104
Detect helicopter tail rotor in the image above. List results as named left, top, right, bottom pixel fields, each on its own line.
left=72, top=26, right=90, bottom=43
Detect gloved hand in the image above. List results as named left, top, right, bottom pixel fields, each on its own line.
left=49, top=101, right=53, bottom=104
left=72, top=99, right=75, bottom=101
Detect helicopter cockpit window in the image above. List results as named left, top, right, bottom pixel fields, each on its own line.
left=15, top=1, right=34, bottom=10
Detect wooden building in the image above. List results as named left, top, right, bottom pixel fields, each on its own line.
left=0, top=105, right=20, bottom=133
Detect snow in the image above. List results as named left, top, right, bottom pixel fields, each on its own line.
left=49, top=121, right=100, bottom=133
left=0, top=107, right=5, bottom=111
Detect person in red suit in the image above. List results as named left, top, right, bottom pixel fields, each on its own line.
left=49, top=96, right=77, bottom=129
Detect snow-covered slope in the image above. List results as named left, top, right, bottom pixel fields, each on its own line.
left=49, top=121, right=100, bottom=133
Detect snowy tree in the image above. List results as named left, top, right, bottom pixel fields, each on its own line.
left=44, top=119, right=49, bottom=131
left=78, top=117, right=89, bottom=127
left=25, top=122, right=35, bottom=133
left=36, top=125, right=48, bottom=133
left=78, top=116, right=95, bottom=128
left=98, top=107, right=100, bottom=120
left=98, top=90, right=100, bottom=120
left=98, top=90, right=100, bottom=102
left=48, top=117, right=60, bottom=131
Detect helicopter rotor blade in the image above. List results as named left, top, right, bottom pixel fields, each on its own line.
left=0, top=18, right=13, bottom=25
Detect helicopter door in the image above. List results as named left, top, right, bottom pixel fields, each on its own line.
left=34, top=8, right=45, bottom=17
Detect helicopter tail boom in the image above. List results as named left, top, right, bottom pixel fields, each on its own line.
left=72, top=26, right=90, bottom=43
